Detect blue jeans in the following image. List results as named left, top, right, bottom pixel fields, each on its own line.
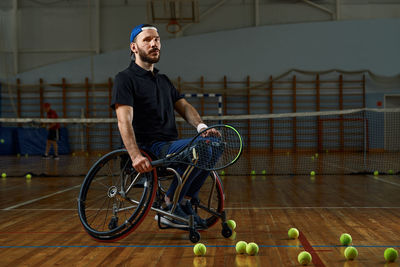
left=144, top=139, right=210, bottom=202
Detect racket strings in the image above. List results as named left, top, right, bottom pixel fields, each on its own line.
left=177, top=126, right=242, bottom=170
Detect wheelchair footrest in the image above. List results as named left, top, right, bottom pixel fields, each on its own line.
left=155, top=213, right=206, bottom=231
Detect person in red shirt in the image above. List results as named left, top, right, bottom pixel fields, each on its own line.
left=42, top=103, right=60, bottom=159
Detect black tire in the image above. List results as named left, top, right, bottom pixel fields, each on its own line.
left=189, top=230, right=201, bottom=243
left=221, top=224, right=233, bottom=238
left=196, top=171, right=225, bottom=228
left=77, top=149, right=157, bottom=241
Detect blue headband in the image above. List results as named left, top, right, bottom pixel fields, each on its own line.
left=130, top=24, right=158, bottom=42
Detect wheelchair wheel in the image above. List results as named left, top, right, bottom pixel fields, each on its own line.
left=195, top=171, right=225, bottom=228
left=77, top=149, right=157, bottom=241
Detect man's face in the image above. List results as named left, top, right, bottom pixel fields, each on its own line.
left=134, top=29, right=161, bottom=64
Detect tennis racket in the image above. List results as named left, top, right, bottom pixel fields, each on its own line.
left=151, top=124, right=243, bottom=171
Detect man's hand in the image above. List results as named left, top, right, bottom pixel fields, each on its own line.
left=201, top=128, right=221, bottom=137
left=132, top=154, right=153, bottom=173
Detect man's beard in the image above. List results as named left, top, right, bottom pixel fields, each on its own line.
left=138, top=47, right=160, bottom=64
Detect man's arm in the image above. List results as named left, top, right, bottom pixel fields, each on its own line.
left=174, top=98, right=207, bottom=132
left=115, top=104, right=152, bottom=173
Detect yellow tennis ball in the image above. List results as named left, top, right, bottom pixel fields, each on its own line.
left=193, top=243, right=206, bottom=256
left=388, top=170, right=394, bottom=175
left=235, top=241, right=247, bottom=254
left=311, top=156, right=314, bottom=161
left=310, top=171, right=315, bottom=176
left=226, top=219, right=236, bottom=230
left=261, top=169, right=266, bottom=175
left=315, top=153, right=319, bottom=158
left=384, top=248, right=398, bottom=262
left=288, top=228, right=299, bottom=239
left=344, top=246, right=358, bottom=260
left=0, top=139, right=4, bottom=143
left=298, top=251, right=312, bottom=265
left=373, top=170, right=379, bottom=176
left=220, top=170, right=225, bottom=176
left=251, top=170, right=256, bottom=175
left=246, top=242, right=259, bottom=256
left=1, top=173, right=6, bottom=178
left=26, top=174, right=32, bottom=179
left=340, top=233, right=352, bottom=246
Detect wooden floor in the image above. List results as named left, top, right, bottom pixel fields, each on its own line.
left=1, top=166, right=400, bottom=266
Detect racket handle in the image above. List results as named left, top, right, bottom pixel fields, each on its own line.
left=151, top=159, right=165, bottom=167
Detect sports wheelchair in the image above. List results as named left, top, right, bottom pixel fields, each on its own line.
left=77, top=148, right=233, bottom=243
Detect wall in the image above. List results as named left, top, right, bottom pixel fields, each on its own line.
left=1, top=0, right=400, bottom=75
left=3, top=18, right=399, bottom=96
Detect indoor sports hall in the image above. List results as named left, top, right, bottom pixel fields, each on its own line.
left=1, top=1, right=400, bottom=266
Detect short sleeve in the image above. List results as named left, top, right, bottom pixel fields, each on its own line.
left=165, top=76, right=183, bottom=103
left=111, top=72, right=134, bottom=110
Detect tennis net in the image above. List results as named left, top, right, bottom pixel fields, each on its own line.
left=1, top=108, right=399, bottom=177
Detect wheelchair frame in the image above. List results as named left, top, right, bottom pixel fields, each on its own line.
left=77, top=148, right=233, bottom=243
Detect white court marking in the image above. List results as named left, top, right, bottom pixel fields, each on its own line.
left=2, top=206, right=400, bottom=211
left=3, top=184, right=81, bottom=210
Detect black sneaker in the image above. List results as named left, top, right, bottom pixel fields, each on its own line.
left=154, top=203, right=189, bottom=228
left=42, top=154, right=50, bottom=159
left=181, top=200, right=208, bottom=228
left=53, top=155, right=60, bottom=160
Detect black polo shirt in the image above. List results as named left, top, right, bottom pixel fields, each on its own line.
left=111, top=61, right=183, bottom=144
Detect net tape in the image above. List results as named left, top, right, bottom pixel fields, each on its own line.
left=2, top=108, right=400, bottom=124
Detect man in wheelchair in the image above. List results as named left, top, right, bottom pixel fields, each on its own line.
left=111, top=24, right=216, bottom=229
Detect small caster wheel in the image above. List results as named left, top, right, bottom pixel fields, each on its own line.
left=108, top=216, right=118, bottom=230
left=221, top=223, right=233, bottom=238
left=189, top=230, right=201, bottom=243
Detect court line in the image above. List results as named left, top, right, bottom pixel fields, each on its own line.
left=366, top=174, right=400, bottom=187
left=3, top=206, right=400, bottom=211
left=298, top=231, right=325, bottom=267
left=3, top=184, right=81, bottom=210
left=225, top=206, right=400, bottom=210
left=1, top=244, right=399, bottom=249
left=322, top=160, right=400, bottom=188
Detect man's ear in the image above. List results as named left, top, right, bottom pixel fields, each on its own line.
left=130, top=42, right=136, bottom=54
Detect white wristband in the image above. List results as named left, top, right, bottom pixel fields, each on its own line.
left=196, top=123, right=208, bottom=133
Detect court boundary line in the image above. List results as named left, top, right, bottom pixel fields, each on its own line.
left=1, top=244, right=399, bottom=249
left=3, top=206, right=400, bottom=211
left=3, top=184, right=81, bottom=210
left=322, top=160, right=400, bottom=188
